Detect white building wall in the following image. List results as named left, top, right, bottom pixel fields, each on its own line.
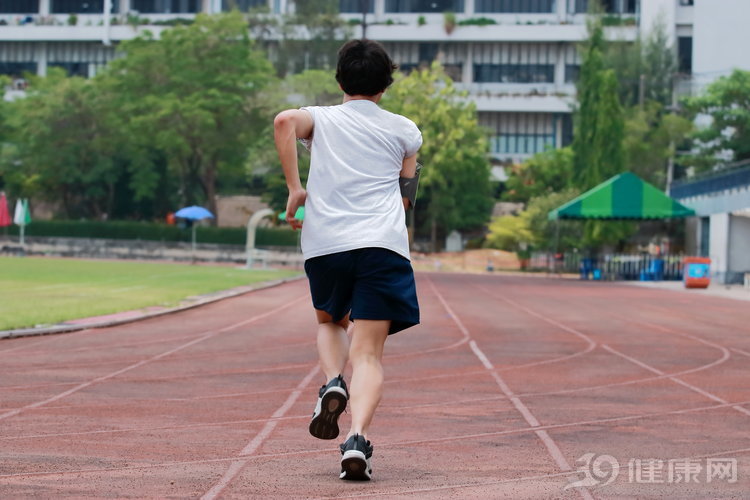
left=639, top=0, right=676, bottom=44
left=693, top=0, right=750, bottom=83
left=709, top=212, right=730, bottom=281
left=728, top=214, right=750, bottom=279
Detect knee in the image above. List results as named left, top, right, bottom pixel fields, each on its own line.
left=349, top=344, right=380, bottom=365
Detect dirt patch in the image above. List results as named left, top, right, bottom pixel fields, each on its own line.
left=412, top=249, right=520, bottom=274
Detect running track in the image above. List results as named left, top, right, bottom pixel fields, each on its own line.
left=1, top=273, right=748, bottom=498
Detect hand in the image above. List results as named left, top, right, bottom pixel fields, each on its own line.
left=285, top=188, right=306, bottom=230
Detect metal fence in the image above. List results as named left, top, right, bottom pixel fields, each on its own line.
left=530, top=252, right=685, bottom=281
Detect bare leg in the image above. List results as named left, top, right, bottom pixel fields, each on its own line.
left=347, top=319, right=390, bottom=440
left=315, top=309, right=351, bottom=381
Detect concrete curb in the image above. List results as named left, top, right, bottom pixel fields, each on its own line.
left=0, top=274, right=306, bottom=341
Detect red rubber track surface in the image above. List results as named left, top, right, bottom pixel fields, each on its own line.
left=1, top=274, right=748, bottom=499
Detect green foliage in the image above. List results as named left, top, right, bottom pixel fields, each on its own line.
left=382, top=62, right=493, bottom=249
left=101, top=12, right=276, bottom=222
left=606, top=20, right=676, bottom=108
left=503, top=147, right=574, bottom=203
left=573, top=17, right=625, bottom=191
left=272, top=1, right=350, bottom=77
left=486, top=189, right=586, bottom=253
left=458, top=17, right=497, bottom=26
left=623, top=103, right=692, bottom=187
left=1, top=69, right=132, bottom=218
left=683, top=69, right=750, bottom=168
left=443, top=11, right=456, bottom=34
left=485, top=215, right=534, bottom=252
left=5, top=219, right=298, bottom=247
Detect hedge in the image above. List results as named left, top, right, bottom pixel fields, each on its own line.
left=3, top=220, right=299, bottom=247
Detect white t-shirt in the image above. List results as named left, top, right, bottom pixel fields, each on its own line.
left=299, top=99, right=422, bottom=261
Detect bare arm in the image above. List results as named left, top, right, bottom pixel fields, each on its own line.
left=399, top=154, right=418, bottom=211
left=273, top=109, right=314, bottom=230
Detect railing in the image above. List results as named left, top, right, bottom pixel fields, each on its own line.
left=671, top=162, right=750, bottom=199
left=530, top=252, right=686, bottom=281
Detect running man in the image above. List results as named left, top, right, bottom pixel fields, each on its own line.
left=273, top=39, right=422, bottom=481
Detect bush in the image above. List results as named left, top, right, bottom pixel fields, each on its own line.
left=457, top=17, right=497, bottom=26
left=5, top=220, right=299, bottom=247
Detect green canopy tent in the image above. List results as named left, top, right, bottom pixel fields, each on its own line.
left=548, top=172, right=695, bottom=221
left=547, top=172, right=696, bottom=261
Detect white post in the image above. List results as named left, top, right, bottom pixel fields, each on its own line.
left=19, top=224, right=25, bottom=246
left=120, top=0, right=131, bottom=14
left=191, top=224, right=197, bottom=260
left=37, top=42, right=47, bottom=77
left=245, top=208, right=274, bottom=269
left=39, top=0, right=50, bottom=16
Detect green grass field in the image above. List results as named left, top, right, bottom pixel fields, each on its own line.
left=0, top=257, right=301, bottom=331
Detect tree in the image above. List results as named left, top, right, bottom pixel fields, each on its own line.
left=486, top=189, right=585, bottom=254
left=272, top=1, right=350, bottom=77
left=101, top=12, right=276, bottom=223
left=382, top=63, right=493, bottom=251
left=623, top=102, right=692, bottom=188
left=573, top=15, right=626, bottom=191
left=1, top=69, right=131, bottom=218
left=502, top=147, right=574, bottom=203
left=683, top=69, right=750, bottom=170
left=606, top=20, right=677, bottom=108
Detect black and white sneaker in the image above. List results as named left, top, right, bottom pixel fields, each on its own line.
left=339, top=434, right=373, bottom=481
left=309, top=375, right=349, bottom=440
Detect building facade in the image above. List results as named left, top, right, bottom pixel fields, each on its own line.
left=1, top=1, right=743, bottom=162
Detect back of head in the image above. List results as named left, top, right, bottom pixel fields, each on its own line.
left=336, top=39, right=397, bottom=97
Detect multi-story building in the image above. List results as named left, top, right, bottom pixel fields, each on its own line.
left=0, top=1, right=744, bottom=165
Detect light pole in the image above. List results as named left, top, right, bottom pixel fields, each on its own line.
left=360, top=0, right=368, bottom=38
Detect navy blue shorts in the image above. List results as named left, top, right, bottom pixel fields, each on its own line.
left=304, top=247, right=419, bottom=335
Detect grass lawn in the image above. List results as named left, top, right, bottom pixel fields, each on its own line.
left=0, top=257, right=301, bottom=331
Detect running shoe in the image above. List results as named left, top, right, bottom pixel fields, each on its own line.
left=309, top=374, right=349, bottom=440
left=339, top=433, right=373, bottom=480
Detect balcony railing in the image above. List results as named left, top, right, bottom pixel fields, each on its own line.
left=671, top=162, right=750, bottom=199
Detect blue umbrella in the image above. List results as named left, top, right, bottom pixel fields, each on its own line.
left=175, top=206, right=214, bottom=260
left=175, top=206, right=214, bottom=220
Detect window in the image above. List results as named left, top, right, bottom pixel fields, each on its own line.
left=678, top=36, right=692, bottom=74
left=222, top=0, right=267, bottom=10
left=1, top=0, right=39, bottom=13
left=475, top=0, right=554, bottom=13
left=131, top=0, right=200, bottom=13
left=419, top=43, right=438, bottom=64
left=564, top=64, right=579, bottom=83
left=490, top=134, right=555, bottom=155
left=52, top=0, right=122, bottom=13
left=679, top=0, right=693, bottom=5
left=474, top=64, right=554, bottom=83
left=385, top=0, right=464, bottom=13
left=49, top=62, right=89, bottom=77
left=340, top=0, right=374, bottom=13
left=574, top=0, right=637, bottom=14
left=0, top=62, right=37, bottom=78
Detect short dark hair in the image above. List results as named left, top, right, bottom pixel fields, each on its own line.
left=336, top=39, right=397, bottom=96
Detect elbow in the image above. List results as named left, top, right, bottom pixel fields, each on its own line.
left=274, top=111, right=293, bottom=131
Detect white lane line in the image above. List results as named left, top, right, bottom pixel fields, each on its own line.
left=5, top=398, right=750, bottom=479
left=0, top=295, right=308, bottom=422
left=603, top=344, right=750, bottom=418
left=200, top=364, right=320, bottom=500
left=428, top=278, right=594, bottom=500
left=731, top=347, right=750, bottom=357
